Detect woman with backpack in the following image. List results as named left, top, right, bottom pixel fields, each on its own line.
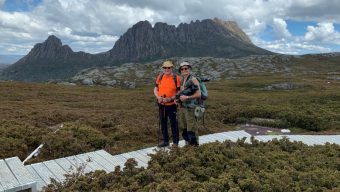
left=177, top=62, right=202, bottom=146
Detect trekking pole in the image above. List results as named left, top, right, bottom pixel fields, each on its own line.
left=158, top=102, right=162, bottom=145
left=157, top=95, right=165, bottom=145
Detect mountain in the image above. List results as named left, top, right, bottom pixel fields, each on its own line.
left=0, top=64, right=9, bottom=73
left=1, top=18, right=273, bottom=82
left=0, top=36, right=103, bottom=81
left=106, top=18, right=272, bottom=62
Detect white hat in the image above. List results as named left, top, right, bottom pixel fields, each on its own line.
left=179, top=62, right=191, bottom=72
left=179, top=62, right=191, bottom=68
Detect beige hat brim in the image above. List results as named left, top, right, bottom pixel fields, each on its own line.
left=162, top=61, right=174, bottom=68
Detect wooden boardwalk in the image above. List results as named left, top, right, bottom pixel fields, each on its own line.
left=1, top=130, right=340, bottom=191
left=0, top=157, right=36, bottom=192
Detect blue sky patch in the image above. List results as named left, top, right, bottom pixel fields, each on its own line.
left=286, top=20, right=317, bottom=36
left=1, top=0, right=42, bottom=12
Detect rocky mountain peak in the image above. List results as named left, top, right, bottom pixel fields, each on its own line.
left=134, top=20, right=152, bottom=29
left=23, top=35, right=73, bottom=60
left=45, top=35, right=62, bottom=47
left=212, top=18, right=252, bottom=44
left=107, top=18, right=271, bottom=62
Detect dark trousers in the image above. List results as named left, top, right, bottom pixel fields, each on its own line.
left=159, top=104, right=179, bottom=144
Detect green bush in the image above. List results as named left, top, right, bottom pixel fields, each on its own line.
left=39, top=124, right=110, bottom=161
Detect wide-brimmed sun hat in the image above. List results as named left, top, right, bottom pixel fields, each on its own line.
left=162, top=60, right=174, bottom=68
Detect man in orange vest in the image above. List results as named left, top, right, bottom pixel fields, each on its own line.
left=154, top=60, right=181, bottom=147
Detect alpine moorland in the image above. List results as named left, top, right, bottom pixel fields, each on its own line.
left=1, top=73, right=339, bottom=163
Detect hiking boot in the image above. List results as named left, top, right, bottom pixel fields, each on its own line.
left=157, top=142, right=169, bottom=148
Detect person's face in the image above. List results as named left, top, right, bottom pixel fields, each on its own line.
left=180, top=66, right=190, bottom=75
left=163, top=67, right=172, bottom=75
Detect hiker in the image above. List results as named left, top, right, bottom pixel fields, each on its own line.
left=177, top=62, right=202, bottom=146
left=154, top=60, right=181, bottom=147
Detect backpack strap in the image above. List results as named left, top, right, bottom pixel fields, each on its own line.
left=173, top=74, right=180, bottom=91
left=155, top=73, right=164, bottom=88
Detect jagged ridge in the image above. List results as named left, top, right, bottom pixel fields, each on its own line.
left=1, top=18, right=274, bottom=82
left=107, top=18, right=271, bottom=62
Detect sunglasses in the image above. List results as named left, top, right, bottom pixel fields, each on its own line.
left=180, top=67, right=189, bottom=71
left=163, top=67, right=172, bottom=69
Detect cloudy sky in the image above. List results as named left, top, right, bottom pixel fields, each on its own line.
left=0, top=0, right=339, bottom=56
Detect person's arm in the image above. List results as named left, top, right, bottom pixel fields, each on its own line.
left=154, top=87, right=163, bottom=103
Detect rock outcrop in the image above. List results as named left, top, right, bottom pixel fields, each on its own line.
left=70, top=55, right=294, bottom=88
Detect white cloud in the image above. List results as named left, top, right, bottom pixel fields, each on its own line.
left=244, top=19, right=267, bottom=37
left=0, top=0, right=340, bottom=55
left=0, top=42, right=33, bottom=54
left=272, top=18, right=291, bottom=39
left=304, top=23, right=340, bottom=44
left=255, top=38, right=332, bottom=55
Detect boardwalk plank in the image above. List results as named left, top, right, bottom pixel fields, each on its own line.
left=5, top=157, right=36, bottom=191
left=287, top=135, right=312, bottom=145
left=66, top=156, right=94, bottom=174
left=307, top=135, right=329, bottom=145
left=328, top=136, right=340, bottom=145
left=54, top=158, right=77, bottom=174
left=199, top=135, right=211, bottom=144
left=88, top=151, right=116, bottom=172
left=0, top=159, right=20, bottom=191
left=127, top=151, right=149, bottom=167
left=76, top=153, right=109, bottom=172
left=136, top=147, right=156, bottom=157
left=31, top=162, right=59, bottom=185
left=26, top=165, right=46, bottom=192
left=95, top=150, right=127, bottom=169
left=208, top=134, right=226, bottom=142
left=300, top=135, right=324, bottom=145
left=220, top=132, right=247, bottom=142
left=212, top=132, right=230, bottom=140
left=135, top=150, right=152, bottom=161
left=43, top=160, right=68, bottom=182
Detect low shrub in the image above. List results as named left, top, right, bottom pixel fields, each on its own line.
left=45, top=139, right=340, bottom=191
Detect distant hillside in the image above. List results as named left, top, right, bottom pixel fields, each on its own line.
left=0, top=64, right=9, bottom=72
left=69, top=53, right=340, bottom=88
left=0, top=18, right=273, bottom=82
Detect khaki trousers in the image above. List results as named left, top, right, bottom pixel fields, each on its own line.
left=178, top=107, right=200, bottom=144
